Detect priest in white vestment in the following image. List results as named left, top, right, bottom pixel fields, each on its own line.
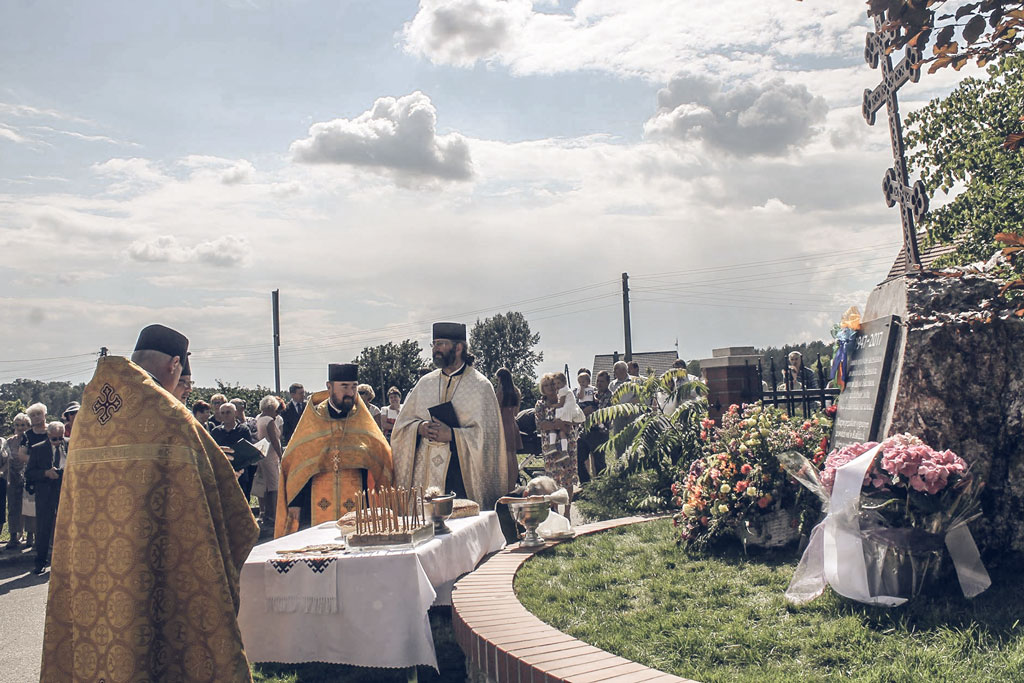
left=391, top=322, right=510, bottom=509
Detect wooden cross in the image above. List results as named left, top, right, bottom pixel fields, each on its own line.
left=862, top=10, right=929, bottom=273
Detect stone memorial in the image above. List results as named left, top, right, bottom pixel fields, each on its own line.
left=830, top=315, right=900, bottom=450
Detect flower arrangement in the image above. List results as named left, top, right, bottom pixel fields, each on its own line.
left=781, top=433, right=989, bottom=603
left=673, top=402, right=833, bottom=549
left=819, top=433, right=980, bottom=534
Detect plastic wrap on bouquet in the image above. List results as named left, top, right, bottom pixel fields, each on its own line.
left=777, top=447, right=991, bottom=606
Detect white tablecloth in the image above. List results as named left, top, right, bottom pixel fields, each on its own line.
left=238, top=511, right=505, bottom=670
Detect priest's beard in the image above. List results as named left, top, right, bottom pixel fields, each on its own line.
left=331, top=394, right=355, bottom=416
left=433, top=347, right=457, bottom=369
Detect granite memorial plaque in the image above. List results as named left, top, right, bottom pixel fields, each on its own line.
left=831, top=315, right=901, bottom=450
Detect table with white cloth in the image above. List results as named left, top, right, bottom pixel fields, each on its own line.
left=238, top=511, right=506, bottom=670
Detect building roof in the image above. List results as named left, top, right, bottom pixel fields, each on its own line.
left=591, top=350, right=679, bottom=379
left=883, top=232, right=958, bottom=281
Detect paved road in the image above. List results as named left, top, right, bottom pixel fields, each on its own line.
left=0, top=563, right=48, bottom=683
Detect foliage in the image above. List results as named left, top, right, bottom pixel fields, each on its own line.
left=0, top=399, right=27, bottom=436
left=576, top=469, right=674, bottom=521
left=755, top=340, right=833, bottom=386
left=577, top=371, right=707, bottom=517
left=0, top=379, right=85, bottom=417
left=906, top=54, right=1024, bottom=264
left=351, top=339, right=426, bottom=405
left=674, top=402, right=834, bottom=550
left=515, top=518, right=1024, bottom=683
left=469, top=311, right=542, bottom=405
left=994, top=231, right=1024, bottom=310
left=588, top=370, right=707, bottom=475
left=858, top=0, right=1024, bottom=74
left=189, top=381, right=278, bottom=414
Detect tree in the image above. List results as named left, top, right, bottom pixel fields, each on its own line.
left=851, top=0, right=1024, bottom=75
left=351, top=340, right=426, bottom=405
left=469, top=312, right=542, bottom=403
left=906, top=53, right=1024, bottom=264
left=0, top=379, right=86, bottom=418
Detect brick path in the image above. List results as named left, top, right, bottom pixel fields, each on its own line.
left=451, top=515, right=697, bottom=683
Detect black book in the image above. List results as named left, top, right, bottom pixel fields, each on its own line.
left=428, top=401, right=460, bottom=429
left=227, top=438, right=264, bottom=470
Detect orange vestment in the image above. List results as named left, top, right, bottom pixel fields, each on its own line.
left=274, top=390, right=393, bottom=538
left=41, top=357, right=259, bottom=682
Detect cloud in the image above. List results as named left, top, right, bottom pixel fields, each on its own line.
left=127, top=234, right=251, bottom=267
left=0, top=123, right=28, bottom=144
left=403, top=0, right=530, bottom=67
left=402, top=1, right=867, bottom=82
left=289, top=91, right=473, bottom=182
left=29, top=125, right=139, bottom=147
left=220, top=160, right=255, bottom=185
left=643, top=74, right=828, bottom=157
left=92, top=157, right=170, bottom=194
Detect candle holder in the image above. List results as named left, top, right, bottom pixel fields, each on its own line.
left=427, top=493, right=456, bottom=535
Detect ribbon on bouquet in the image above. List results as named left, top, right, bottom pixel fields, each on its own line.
left=786, top=445, right=991, bottom=606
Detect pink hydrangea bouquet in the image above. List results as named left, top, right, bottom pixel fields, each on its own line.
left=780, top=433, right=990, bottom=603
left=821, top=434, right=981, bottom=534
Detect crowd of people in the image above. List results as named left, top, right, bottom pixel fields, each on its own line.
left=0, top=319, right=720, bottom=681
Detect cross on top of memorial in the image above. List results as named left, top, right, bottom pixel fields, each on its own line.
left=862, top=9, right=929, bottom=274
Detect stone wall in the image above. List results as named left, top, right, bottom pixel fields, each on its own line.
left=885, top=271, right=1024, bottom=554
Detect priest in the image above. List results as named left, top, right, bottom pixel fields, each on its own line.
left=275, top=363, right=393, bottom=538
left=41, top=324, right=259, bottom=682
left=392, top=322, right=509, bottom=509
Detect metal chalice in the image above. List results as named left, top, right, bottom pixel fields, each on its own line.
left=427, top=493, right=456, bottom=534
left=510, top=500, right=551, bottom=548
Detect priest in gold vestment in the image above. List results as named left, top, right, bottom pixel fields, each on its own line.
left=41, top=325, right=259, bottom=682
left=274, top=363, right=393, bottom=538
left=391, top=322, right=510, bottom=509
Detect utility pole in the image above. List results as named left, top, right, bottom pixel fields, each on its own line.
left=271, top=289, right=281, bottom=393
left=621, top=272, right=633, bottom=361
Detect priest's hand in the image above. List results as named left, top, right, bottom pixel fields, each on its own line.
left=427, top=419, right=453, bottom=443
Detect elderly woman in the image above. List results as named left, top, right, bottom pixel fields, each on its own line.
left=254, top=395, right=283, bottom=530
left=534, top=372, right=580, bottom=517
left=4, top=413, right=32, bottom=548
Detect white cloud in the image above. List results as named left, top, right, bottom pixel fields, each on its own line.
left=644, top=74, right=828, bottom=157
left=289, top=91, right=473, bottom=182
left=402, top=0, right=531, bottom=67
left=753, top=198, right=794, bottom=213
left=220, top=160, right=255, bottom=185
left=127, top=234, right=251, bottom=267
left=0, top=123, right=28, bottom=144
left=402, top=0, right=867, bottom=82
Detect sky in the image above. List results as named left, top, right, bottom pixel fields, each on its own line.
left=0, top=0, right=982, bottom=391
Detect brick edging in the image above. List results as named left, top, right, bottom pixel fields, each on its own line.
left=452, top=514, right=697, bottom=683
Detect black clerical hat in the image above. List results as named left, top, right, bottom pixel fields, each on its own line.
left=134, top=324, right=189, bottom=360
left=180, top=352, right=191, bottom=376
left=328, top=363, right=358, bottom=382
left=432, top=321, right=466, bottom=342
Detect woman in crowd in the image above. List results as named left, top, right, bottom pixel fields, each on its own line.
left=4, top=413, right=31, bottom=548
left=534, top=372, right=579, bottom=517
left=495, top=368, right=522, bottom=489
left=191, top=400, right=212, bottom=429
left=380, top=387, right=402, bottom=441
left=254, top=396, right=283, bottom=531
left=358, top=384, right=382, bottom=422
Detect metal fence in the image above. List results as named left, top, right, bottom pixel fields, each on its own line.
left=755, top=355, right=840, bottom=417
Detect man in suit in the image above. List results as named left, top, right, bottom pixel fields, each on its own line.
left=281, top=382, right=306, bottom=446
left=25, top=421, right=67, bottom=574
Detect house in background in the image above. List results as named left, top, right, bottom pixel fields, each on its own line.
left=591, top=350, right=679, bottom=379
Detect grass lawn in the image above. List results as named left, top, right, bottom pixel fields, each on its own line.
left=514, top=519, right=1024, bottom=683
left=251, top=607, right=466, bottom=683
